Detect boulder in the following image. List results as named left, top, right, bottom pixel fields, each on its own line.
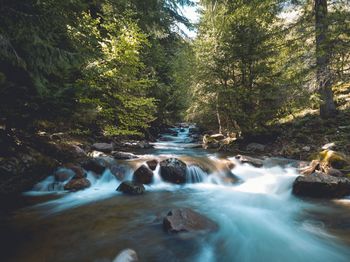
left=92, top=143, right=114, bottom=153
left=246, top=143, right=266, bottom=152
left=64, top=178, right=91, bottom=191
left=54, top=168, right=75, bottom=182
left=110, top=165, right=129, bottom=180
left=146, top=159, right=158, bottom=171
left=235, top=155, right=263, bottom=168
left=81, top=158, right=106, bottom=175
left=112, top=151, right=138, bottom=160
left=133, top=165, right=153, bottom=185
left=324, top=167, right=344, bottom=177
left=163, top=208, right=218, bottom=234
left=117, top=181, right=145, bottom=195
left=160, top=158, right=187, bottom=184
left=64, top=163, right=86, bottom=179
left=292, top=172, right=350, bottom=198
left=113, top=249, right=138, bottom=262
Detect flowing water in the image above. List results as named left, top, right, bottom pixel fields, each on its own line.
left=1, top=125, right=350, bottom=262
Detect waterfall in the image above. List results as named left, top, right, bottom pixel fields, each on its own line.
left=186, top=165, right=208, bottom=183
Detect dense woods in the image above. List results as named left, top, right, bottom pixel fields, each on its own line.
left=1, top=0, right=349, bottom=137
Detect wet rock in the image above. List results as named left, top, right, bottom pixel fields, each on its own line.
left=146, top=159, right=158, bottom=171
left=64, top=163, right=86, bottom=179
left=110, top=165, right=129, bottom=180
left=88, top=150, right=108, bottom=158
left=133, top=165, right=153, bottom=185
left=112, top=151, right=138, bottom=160
left=325, top=167, right=344, bottom=177
left=235, top=155, right=263, bottom=168
left=64, top=177, right=91, bottom=191
left=113, top=249, right=138, bottom=262
left=117, top=181, right=145, bottom=195
left=292, top=173, right=350, bottom=198
left=246, top=143, right=266, bottom=152
left=81, top=158, right=106, bottom=175
left=92, top=143, right=114, bottom=153
left=163, top=208, right=218, bottom=234
left=160, top=158, right=187, bottom=184
left=54, top=168, right=75, bottom=182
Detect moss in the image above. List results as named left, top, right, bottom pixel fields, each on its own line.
left=319, top=150, right=349, bottom=169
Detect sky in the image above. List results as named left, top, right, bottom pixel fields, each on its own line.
left=177, top=1, right=200, bottom=38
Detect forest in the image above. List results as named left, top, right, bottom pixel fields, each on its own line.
left=1, top=0, right=350, bottom=262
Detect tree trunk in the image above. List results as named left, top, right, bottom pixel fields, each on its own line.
left=216, top=93, right=222, bottom=134
left=315, top=0, right=337, bottom=118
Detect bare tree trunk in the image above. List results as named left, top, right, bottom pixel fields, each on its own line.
left=216, top=93, right=222, bottom=134
left=315, top=0, right=337, bottom=118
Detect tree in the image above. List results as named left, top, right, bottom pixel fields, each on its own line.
left=315, top=0, right=337, bottom=118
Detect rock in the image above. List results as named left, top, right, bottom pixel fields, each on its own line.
left=88, top=150, right=108, bottom=158
left=319, top=150, right=349, bottom=169
left=163, top=208, right=218, bottom=234
left=117, top=181, right=145, bottom=195
left=110, top=165, right=129, bottom=180
left=71, top=145, right=87, bottom=157
left=180, top=128, right=186, bottom=132
left=246, top=143, right=266, bottom=152
left=81, top=158, right=106, bottom=174
left=54, top=168, right=75, bottom=182
left=160, top=158, right=187, bottom=184
left=324, top=167, right=344, bottom=177
left=113, top=249, right=138, bottom=262
left=64, top=163, right=86, bottom=179
left=112, top=151, right=138, bottom=160
left=302, top=146, right=311, bottom=152
left=133, top=165, right=153, bottom=185
left=235, top=155, right=263, bottom=168
left=138, top=141, right=153, bottom=149
left=64, top=178, right=91, bottom=191
left=292, top=173, right=350, bottom=198
left=92, top=143, right=114, bottom=153
left=146, top=159, right=158, bottom=171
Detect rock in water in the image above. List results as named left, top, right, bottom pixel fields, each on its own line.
left=92, top=143, right=114, bottom=153
left=113, top=249, right=138, bottom=262
left=292, top=173, right=350, bottom=198
left=112, top=151, right=138, bottom=160
left=64, top=178, right=91, bottom=191
left=133, top=165, right=153, bottom=185
left=246, top=143, right=266, bottom=152
left=235, top=155, right=263, bottom=167
left=146, top=159, right=158, bottom=171
left=117, top=181, right=145, bottom=195
left=160, top=158, right=187, bottom=184
left=81, top=158, right=107, bottom=174
left=163, top=208, right=218, bottom=233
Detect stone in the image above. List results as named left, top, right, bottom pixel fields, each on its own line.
left=54, top=168, right=75, bottom=182
left=110, top=165, right=129, bottom=180
left=302, top=146, right=311, bottom=152
left=163, top=208, right=218, bottom=234
left=292, top=172, right=350, bottom=198
left=112, top=151, right=138, bottom=160
left=117, top=181, right=145, bottom=195
left=160, top=158, right=187, bottom=184
left=64, top=163, right=86, bottom=179
left=64, top=178, right=91, bottom=191
left=246, top=143, right=266, bottom=152
left=133, top=165, right=154, bottom=185
left=146, top=159, right=158, bottom=171
left=113, top=249, right=138, bottom=262
left=92, top=143, right=114, bottom=153
left=235, top=155, right=263, bottom=168
left=88, top=150, right=108, bottom=158
left=325, top=167, right=344, bottom=177
left=81, top=158, right=107, bottom=174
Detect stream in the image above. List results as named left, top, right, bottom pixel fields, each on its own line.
left=1, top=126, right=350, bottom=261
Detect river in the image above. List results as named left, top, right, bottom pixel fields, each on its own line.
left=1, top=126, right=350, bottom=261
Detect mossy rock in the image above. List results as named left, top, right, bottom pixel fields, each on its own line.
left=318, top=150, right=349, bottom=169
